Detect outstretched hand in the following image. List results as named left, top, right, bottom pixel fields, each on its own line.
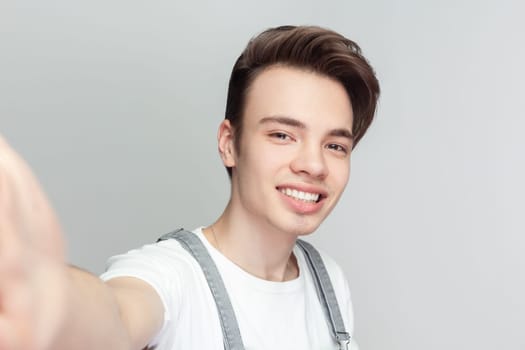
left=0, top=135, right=68, bottom=350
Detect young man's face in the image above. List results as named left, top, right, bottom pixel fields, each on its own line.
left=220, top=65, right=354, bottom=236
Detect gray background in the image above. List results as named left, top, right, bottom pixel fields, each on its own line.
left=1, top=0, right=524, bottom=349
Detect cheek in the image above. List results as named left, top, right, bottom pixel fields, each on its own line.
left=245, top=138, right=289, bottom=168
left=330, top=159, right=351, bottom=188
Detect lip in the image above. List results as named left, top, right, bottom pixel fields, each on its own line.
left=276, top=183, right=328, bottom=215
left=276, top=183, right=328, bottom=198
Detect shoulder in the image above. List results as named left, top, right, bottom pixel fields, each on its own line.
left=296, top=240, right=348, bottom=286
left=100, top=237, right=194, bottom=312
left=99, top=229, right=211, bottom=346
left=295, top=240, right=355, bottom=331
left=100, top=228, right=215, bottom=289
left=101, top=237, right=194, bottom=279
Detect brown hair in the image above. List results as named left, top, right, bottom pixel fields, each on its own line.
left=224, top=25, right=380, bottom=177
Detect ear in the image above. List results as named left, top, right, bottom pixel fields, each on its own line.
left=217, top=119, right=236, bottom=167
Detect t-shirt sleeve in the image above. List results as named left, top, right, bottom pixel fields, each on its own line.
left=99, top=240, right=186, bottom=346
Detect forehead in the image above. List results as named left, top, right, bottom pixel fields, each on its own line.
left=243, top=65, right=353, bottom=130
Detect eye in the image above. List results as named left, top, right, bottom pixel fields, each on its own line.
left=269, top=132, right=293, bottom=141
left=326, top=143, right=348, bottom=155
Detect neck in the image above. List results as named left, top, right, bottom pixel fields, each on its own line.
left=204, top=201, right=299, bottom=282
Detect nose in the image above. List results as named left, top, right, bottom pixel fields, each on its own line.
left=289, top=142, right=328, bottom=179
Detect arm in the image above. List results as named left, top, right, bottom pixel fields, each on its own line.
left=0, top=135, right=163, bottom=350
left=56, top=269, right=165, bottom=350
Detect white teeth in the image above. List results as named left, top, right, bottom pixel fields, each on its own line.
left=280, top=188, right=320, bottom=203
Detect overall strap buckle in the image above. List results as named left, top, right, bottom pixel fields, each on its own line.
left=336, top=331, right=350, bottom=350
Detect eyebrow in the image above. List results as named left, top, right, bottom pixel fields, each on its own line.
left=329, top=128, right=354, bottom=140
left=259, top=116, right=354, bottom=140
left=259, top=116, right=306, bottom=129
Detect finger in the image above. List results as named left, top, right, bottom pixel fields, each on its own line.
left=0, top=134, right=65, bottom=260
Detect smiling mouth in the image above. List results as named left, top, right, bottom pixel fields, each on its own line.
left=278, top=187, right=323, bottom=203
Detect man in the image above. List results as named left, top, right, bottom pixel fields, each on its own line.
left=0, top=25, right=379, bottom=349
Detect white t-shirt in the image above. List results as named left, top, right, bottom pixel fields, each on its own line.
left=100, top=228, right=358, bottom=350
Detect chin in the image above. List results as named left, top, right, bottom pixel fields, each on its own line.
left=281, top=217, right=323, bottom=237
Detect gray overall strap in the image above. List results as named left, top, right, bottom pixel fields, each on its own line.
left=296, top=239, right=351, bottom=350
left=157, top=229, right=245, bottom=350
